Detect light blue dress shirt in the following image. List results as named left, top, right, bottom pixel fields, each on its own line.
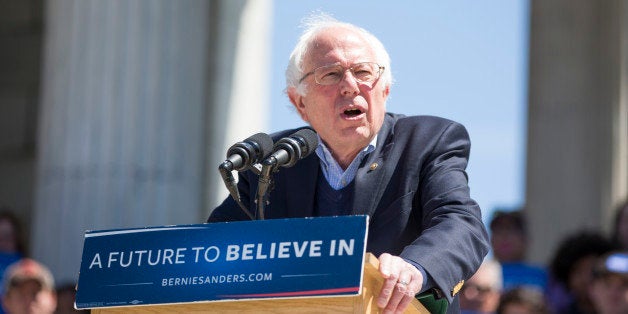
left=314, top=135, right=376, bottom=190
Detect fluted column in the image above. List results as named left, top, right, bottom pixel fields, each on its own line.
left=526, top=0, right=628, bottom=264
left=32, top=0, right=270, bottom=284
left=204, top=0, right=271, bottom=210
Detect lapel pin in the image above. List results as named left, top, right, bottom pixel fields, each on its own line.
left=452, top=280, right=465, bottom=297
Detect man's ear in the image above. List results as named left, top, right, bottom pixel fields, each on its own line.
left=287, top=87, right=309, bottom=122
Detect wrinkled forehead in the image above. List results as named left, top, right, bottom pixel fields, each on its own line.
left=303, top=26, right=377, bottom=68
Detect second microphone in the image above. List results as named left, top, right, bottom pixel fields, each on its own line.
left=262, top=128, right=319, bottom=169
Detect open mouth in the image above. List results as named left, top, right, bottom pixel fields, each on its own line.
left=344, top=108, right=363, bottom=117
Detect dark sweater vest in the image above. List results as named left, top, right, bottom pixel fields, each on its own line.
left=313, top=169, right=355, bottom=216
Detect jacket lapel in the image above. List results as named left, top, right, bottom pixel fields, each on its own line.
left=352, top=115, right=396, bottom=217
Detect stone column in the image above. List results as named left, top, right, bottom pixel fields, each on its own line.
left=526, top=0, right=628, bottom=264
left=32, top=0, right=270, bottom=284
left=204, top=0, right=271, bottom=211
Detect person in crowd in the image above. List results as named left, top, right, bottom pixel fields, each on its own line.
left=611, top=199, right=628, bottom=250
left=547, top=230, right=615, bottom=314
left=54, top=283, right=87, bottom=314
left=208, top=13, right=489, bottom=314
left=0, top=210, right=26, bottom=258
left=460, top=259, right=502, bottom=314
left=489, top=209, right=547, bottom=292
left=1, top=258, right=57, bottom=314
left=496, top=286, right=549, bottom=314
left=589, top=251, right=628, bottom=314
left=0, top=209, right=27, bottom=314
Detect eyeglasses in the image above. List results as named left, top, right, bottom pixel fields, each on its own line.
left=298, top=62, right=385, bottom=86
left=462, top=283, right=495, bottom=296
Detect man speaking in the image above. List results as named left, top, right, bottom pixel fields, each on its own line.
left=208, top=14, right=489, bottom=314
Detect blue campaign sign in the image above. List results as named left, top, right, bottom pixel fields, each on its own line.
left=75, top=215, right=368, bottom=309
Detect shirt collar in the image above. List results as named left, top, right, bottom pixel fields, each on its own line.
left=314, top=135, right=377, bottom=189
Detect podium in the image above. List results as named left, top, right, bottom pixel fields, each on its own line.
left=76, top=217, right=430, bottom=313
left=90, top=253, right=427, bottom=314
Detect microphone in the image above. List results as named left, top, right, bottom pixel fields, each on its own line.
left=219, top=132, right=274, bottom=220
left=220, top=132, right=274, bottom=172
left=256, top=128, right=318, bottom=219
left=262, top=128, right=319, bottom=168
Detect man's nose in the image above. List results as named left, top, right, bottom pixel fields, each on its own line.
left=339, top=70, right=359, bottom=96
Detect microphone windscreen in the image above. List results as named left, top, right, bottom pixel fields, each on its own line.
left=247, top=132, right=274, bottom=159
left=293, top=128, right=318, bottom=157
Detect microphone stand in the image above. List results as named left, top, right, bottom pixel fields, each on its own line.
left=254, top=128, right=318, bottom=220
left=219, top=163, right=255, bottom=220
left=256, top=159, right=278, bottom=220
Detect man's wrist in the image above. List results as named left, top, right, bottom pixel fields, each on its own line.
left=403, top=258, right=435, bottom=294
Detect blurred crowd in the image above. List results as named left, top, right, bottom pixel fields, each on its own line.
left=0, top=199, right=627, bottom=313
left=461, top=199, right=628, bottom=314
left=0, top=208, right=85, bottom=314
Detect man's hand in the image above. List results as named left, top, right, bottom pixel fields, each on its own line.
left=377, top=253, right=423, bottom=313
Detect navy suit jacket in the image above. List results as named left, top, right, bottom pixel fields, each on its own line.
left=209, top=113, right=489, bottom=309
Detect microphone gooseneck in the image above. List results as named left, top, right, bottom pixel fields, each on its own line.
left=256, top=128, right=318, bottom=219
left=219, top=132, right=274, bottom=220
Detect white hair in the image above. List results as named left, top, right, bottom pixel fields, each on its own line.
left=472, top=259, right=503, bottom=291
left=285, top=12, right=393, bottom=96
